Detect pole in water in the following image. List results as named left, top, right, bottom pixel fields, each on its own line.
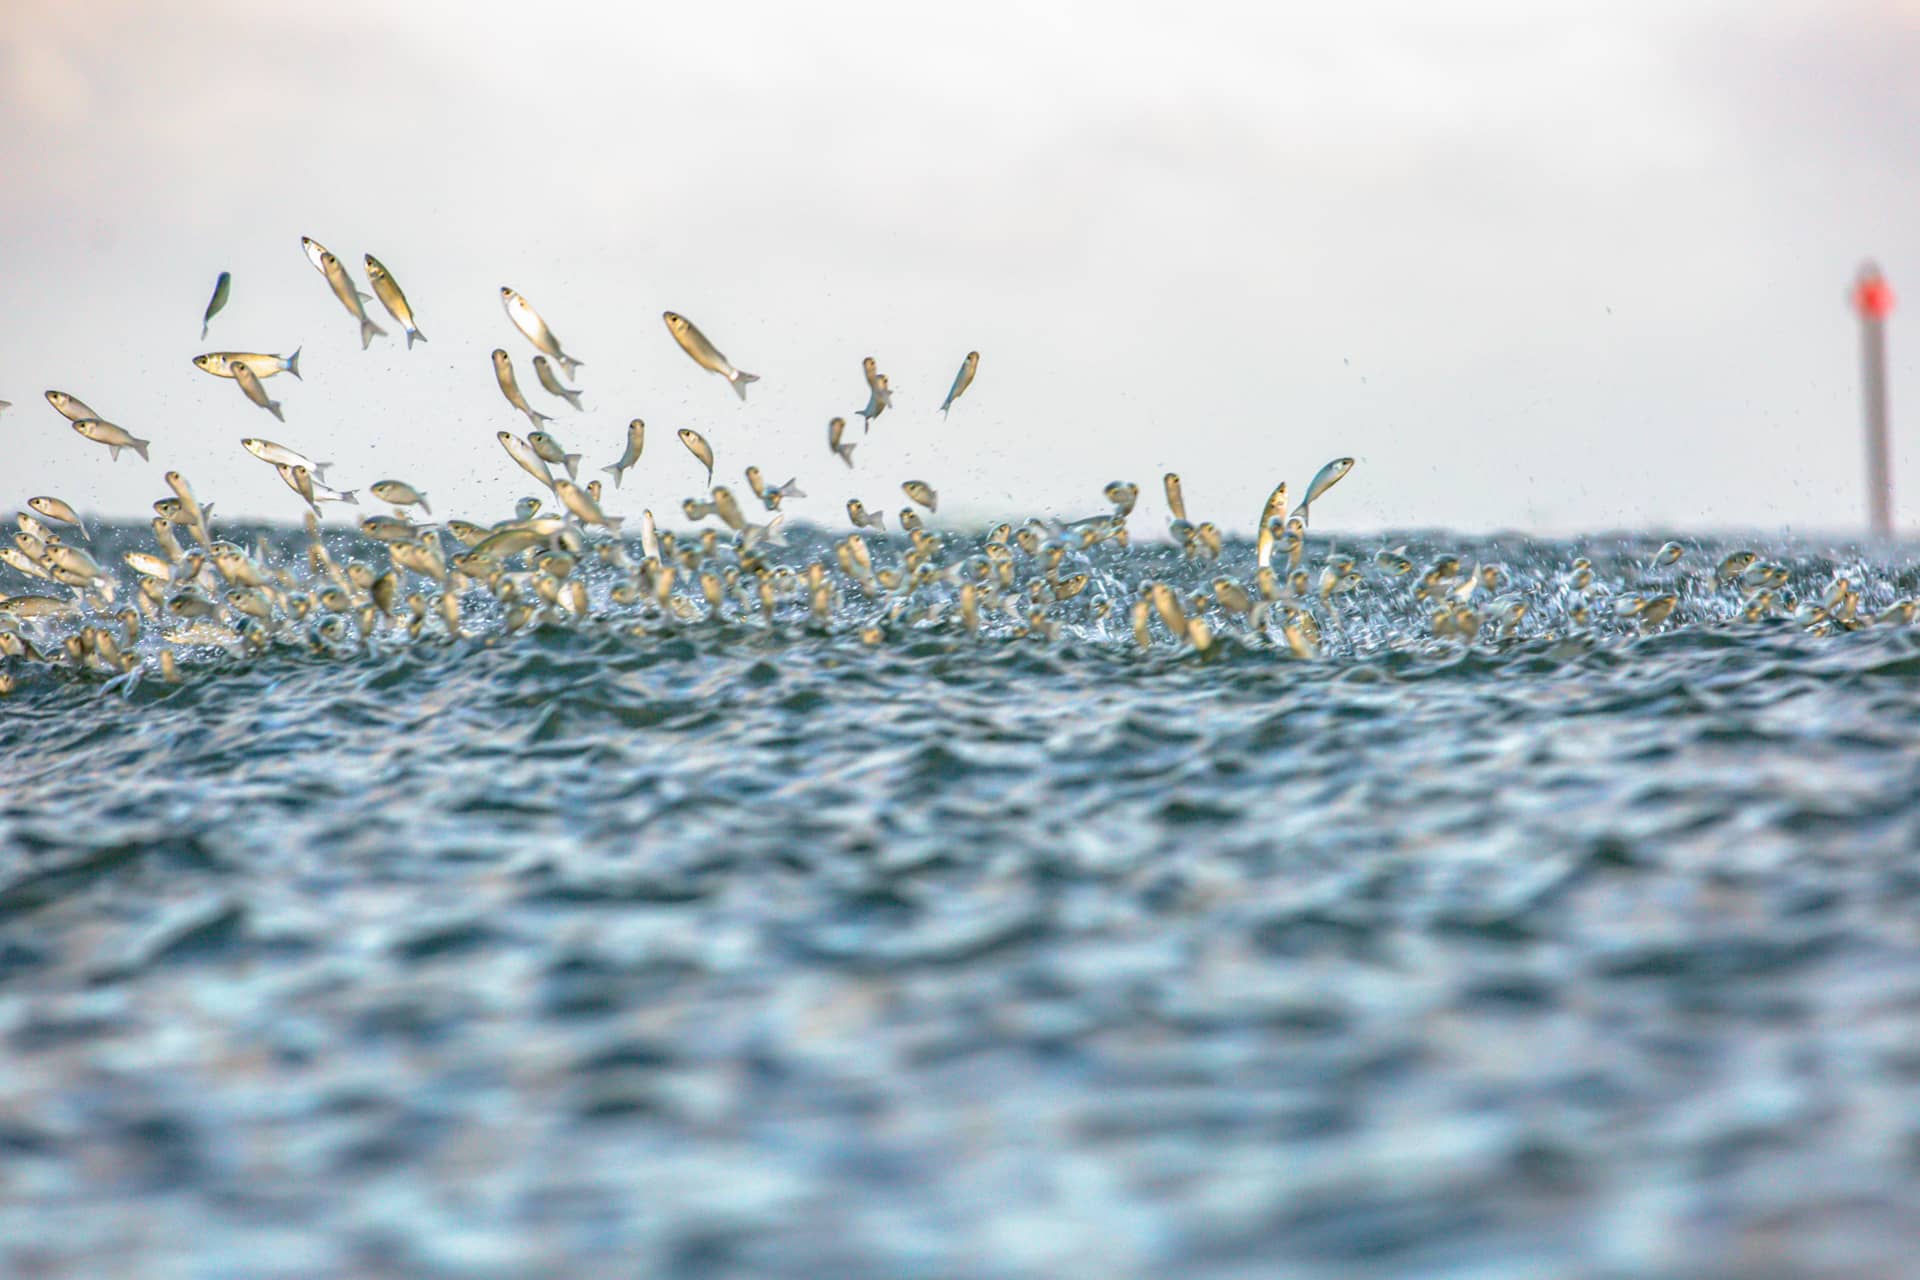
left=1853, top=261, right=1896, bottom=538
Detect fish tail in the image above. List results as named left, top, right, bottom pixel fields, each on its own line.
left=837, top=445, right=856, bottom=468
left=783, top=479, right=806, bottom=499
left=527, top=408, right=552, bottom=427
left=418, top=495, right=432, bottom=516
left=357, top=290, right=374, bottom=304
left=406, top=328, right=427, bottom=349
left=267, top=399, right=284, bottom=423
left=562, top=389, right=584, bottom=411
left=564, top=454, right=582, bottom=480
left=130, top=437, right=150, bottom=462
left=340, top=490, right=360, bottom=506
left=732, top=371, right=759, bottom=401
left=603, top=515, right=625, bottom=533
left=601, top=463, right=627, bottom=489
left=287, top=347, right=303, bottom=379
left=359, top=318, right=386, bottom=349
left=873, top=512, right=887, bottom=531
left=201, top=322, right=209, bottom=340
left=313, top=462, right=332, bottom=483
left=559, top=355, right=584, bottom=380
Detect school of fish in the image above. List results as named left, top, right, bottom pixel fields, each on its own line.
left=0, top=237, right=1911, bottom=698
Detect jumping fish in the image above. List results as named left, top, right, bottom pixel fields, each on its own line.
left=902, top=480, right=938, bottom=513
left=194, top=350, right=301, bottom=380
left=678, top=427, right=715, bottom=485
left=45, top=390, right=99, bottom=422
left=1296, top=457, right=1355, bottom=524
left=201, top=271, right=231, bottom=339
left=73, top=418, right=149, bottom=462
left=370, top=480, right=431, bottom=515
left=663, top=312, right=757, bottom=399
left=527, top=430, right=582, bottom=480
left=603, top=419, right=645, bottom=488
left=241, top=438, right=328, bottom=478
left=828, top=416, right=857, bottom=468
left=308, top=240, right=386, bottom=348
left=501, top=288, right=583, bottom=379
left=940, top=350, right=979, bottom=417
left=364, top=255, right=426, bottom=348
left=533, top=356, right=584, bottom=410
left=492, top=349, right=551, bottom=427
left=498, top=430, right=557, bottom=491
left=230, top=361, right=283, bottom=421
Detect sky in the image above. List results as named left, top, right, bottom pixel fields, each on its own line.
left=2, top=0, right=1918, bottom=536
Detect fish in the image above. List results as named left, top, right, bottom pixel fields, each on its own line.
left=528, top=430, right=582, bottom=480
left=828, top=417, right=857, bottom=468
left=858, top=359, right=891, bottom=431
left=1254, top=483, right=1289, bottom=569
left=0, top=595, right=79, bottom=619
left=1104, top=481, right=1139, bottom=517
left=663, top=312, right=757, bottom=399
left=492, top=349, right=552, bottom=427
left=555, top=479, right=622, bottom=532
left=1649, top=541, right=1685, bottom=570
left=678, top=427, right=715, bottom=485
left=27, top=497, right=88, bottom=540
left=242, top=438, right=329, bottom=479
left=640, top=509, right=661, bottom=562
left=314, top=244, right=387, bottom=348
left=497, top=431, right=558, bottom=491
left=194, top=349, right=301, bottom=380
left=515, top=496, right=544, bottom=521
left=1164, top=473, right=1187, bottom=523
left=277, top=464, right=357, bottom=510
left=847, top=499, right=886, bottom=532
left=72, top=418, right=149, bottom=462
left=1715, top=550, right=1757, bottom=584
left=369, top=480, right=431, bottom=515
left=940, top=350, right=979, bottom=417
left=501, top=288, right=583, bottom=379
left=0, top=401, right=9, bottom=416
left=603, top=419, right=645, bottom=489
left=230, top=360, right=284, bottom=421
left=201, top=271, right=231, bottom=339
left=745, top=467, right=804, bottom=511
left=902, top=480, right=938, bottom=513
left=1296, top=457, right=1356, bottom=523
left=532, top=356, right=583, bottom=410
left=300, top=236, right=331, bottom=275
left=363, top=254, right=426, bottom=348
left=359, top=515, right=422, bottom=543
left=44, top=390, right=99, bottom=421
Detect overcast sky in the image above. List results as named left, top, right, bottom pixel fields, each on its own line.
left=3, top=0, right=1917, bottom=536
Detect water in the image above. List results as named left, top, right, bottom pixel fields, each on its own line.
left=5, top=524, right=1920, bottom=1276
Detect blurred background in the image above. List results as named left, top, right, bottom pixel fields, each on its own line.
left=2, top=0, right=1916, bottom=533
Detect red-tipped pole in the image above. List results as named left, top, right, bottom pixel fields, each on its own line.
left=1853, top=262, right=1896, bottom=538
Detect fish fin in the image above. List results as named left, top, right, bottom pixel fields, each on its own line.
left=838, top=445, right=856, bottom=468
left=201, top=322, right=209, bottom=340
left=357, top=290, right=374, bottom=304
left=267, top=400, right=284, bottom=423
left=340, top=490, right=359, bottom=506
left=527, top=408, right=552, bottom=426
left=873, top=513, right=887, bottom=531
left=131, top=438, right=150, bottom=462
left=312, top=462, right=332, bottom=482
left=603, top=515, right=625, bottom=532
left=359, top=318, right=387, bottom=348
left=407, top=329, right=426, bottom=349
left=783, top=479, right=806, bottom=499
left=564, top=454, right=581, bottom=480
left=287, top=347, right=302, bottom=380
left=558, top=355, right=584, bottom=380
left=562, top=389, right=584, bottom=411
left=732, top=371, right=759, bottom=401
left=418, top=495, right=432, bottom=516
left=107, top=445, right=122, bottom=461
left=601, top=463, right=626, bottom=489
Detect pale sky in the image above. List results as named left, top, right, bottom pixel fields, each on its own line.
left=2, top=0, right=1917, bottom=535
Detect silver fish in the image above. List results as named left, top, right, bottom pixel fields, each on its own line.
left=663, top=312, right=757, bottom=399
left=902, top=480, right=938, bottom=513
left=498, top=430, right=557, bottom=491
left=73, top=418, right=149, bottom=462
left=528, top=430, right=582, bottom=480
left=230, top=361, right=283, bottom=421
left=501, top=288, right=584, bottom=379
left=201, top=271, right=231, bottom=340
left=27, top=496, right=88, bottom=540
left=556, top=479, right=623, bottom=531
left=828, top=416, right=856, bottom=468
left=45, top=390, right=99, bottom=422
left=1297, top=457, right=1355, bottom=522
left=940, top=350, right=979, bottom=417
left=492, top=349, right=552, bottom=427
left=369, top=480, right=431, bottom=515
left=313, top=243, right=386, bottom=348
left=603, top=419, right=645, bottom=489
left=679, top=427, right=715, bottom=485
left=242, top=438, right=328, bottom=478
left=364, top=254, right=426, bottom=348
left=194, top=349, right=301, bottom=380
left=533, top=356, right=583, bottom=410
